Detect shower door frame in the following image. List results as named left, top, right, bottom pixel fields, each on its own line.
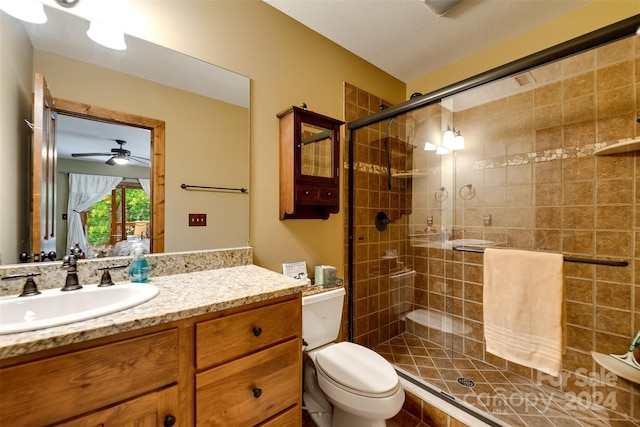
left=345, top=14, right=640, bottom=342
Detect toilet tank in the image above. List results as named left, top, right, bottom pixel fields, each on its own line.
left=302, top=287, right=345, bottom=351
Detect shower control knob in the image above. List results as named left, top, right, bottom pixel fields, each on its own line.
left=253, top=387, right=262, bottom=398
left=163, top=414, right=176, bottom=426
left=253, top=327, right=262, bottom=337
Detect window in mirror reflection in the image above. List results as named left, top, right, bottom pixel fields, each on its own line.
left=86, top=182, right=150, bottom=258
left=301, top=123, right=333, bottom=178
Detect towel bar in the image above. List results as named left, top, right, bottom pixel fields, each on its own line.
left=452, top=246, right=628, bottom=267
left=180, top=183, right=247, bottom=193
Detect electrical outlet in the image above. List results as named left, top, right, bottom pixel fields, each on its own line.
left=189, top=213, right=207, bottom=226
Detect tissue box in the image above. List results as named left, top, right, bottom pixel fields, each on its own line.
left=315, top=265, right=337, bottom=287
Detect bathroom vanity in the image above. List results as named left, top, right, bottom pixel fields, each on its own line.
left=0, top=265, right=306, bottom=426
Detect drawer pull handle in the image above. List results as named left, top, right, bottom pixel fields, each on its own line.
left=326, top=192, right=331, bottom=196
left=253, top=327, right=263, bottom=337
left=164, top=414, right=176, bottom=427
left=253, top=387, right=262, bottom=398
left=304, top=190, right=310, bottom=195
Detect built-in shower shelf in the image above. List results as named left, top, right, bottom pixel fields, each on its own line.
left=593, top=137, right=640, bottom=155
left=392, top=172, right=428, bottom=179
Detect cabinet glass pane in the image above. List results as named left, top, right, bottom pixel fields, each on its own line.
left=301, top=122, right=332, bottom=178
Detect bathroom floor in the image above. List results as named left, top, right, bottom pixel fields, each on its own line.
left=374, top=332, right=640, bottom=427
left=301, top=407, right=425, bottom=427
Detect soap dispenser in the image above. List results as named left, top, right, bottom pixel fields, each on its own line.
left=129, top=242, right=150, bottom=283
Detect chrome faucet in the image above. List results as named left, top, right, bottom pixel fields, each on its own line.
left=61, top=243, right=84, bottom=291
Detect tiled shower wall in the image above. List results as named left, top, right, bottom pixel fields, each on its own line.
left=344, top=34, right=640, bottom=419
left=344, top=82, right=412, bottom=346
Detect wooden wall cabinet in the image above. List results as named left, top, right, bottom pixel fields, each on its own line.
left=278, top=106, right=344, bottom=220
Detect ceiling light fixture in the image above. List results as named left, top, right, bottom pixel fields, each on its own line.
left=86, top=21, right=127, bottom=50
left=436, top=145, right=449, bottom=155
left=442, top=127, right=455, bottom=149
left=111, top=153, right=129, bottom=165
left=442, top=126, right=464, bottom=151
left=0, top=0, right=47, bottom=24
left=423, top=141, right=437, bottom=151
left=54, top=0, right=80, bottom=8
left=424, top=126, right=464, bottom=154
left=452, top=130, right=465, bottom=150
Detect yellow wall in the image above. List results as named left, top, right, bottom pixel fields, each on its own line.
left=122, top=1, right=406, bottom=277
left=0, top=12, right=32, bottom=264
left=407, top=0, right=640, bottom=96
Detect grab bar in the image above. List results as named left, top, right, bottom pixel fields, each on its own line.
left=452, top=246, right=628, bottom=267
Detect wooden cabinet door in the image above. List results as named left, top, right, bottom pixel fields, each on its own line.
left=0, top=330, right=178, bottom=426
left=53, top=385, right=178, bottom=427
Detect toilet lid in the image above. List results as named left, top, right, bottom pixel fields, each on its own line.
left=315, top=342, right=398, bottom=395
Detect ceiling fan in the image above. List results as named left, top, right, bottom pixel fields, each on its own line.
left=71, top=139, right=150, bottom=166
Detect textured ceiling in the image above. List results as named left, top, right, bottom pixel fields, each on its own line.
left=264, top=0, right=593, bottom=83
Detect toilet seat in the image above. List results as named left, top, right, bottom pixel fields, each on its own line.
left=315, top=342, right=399, bottom=397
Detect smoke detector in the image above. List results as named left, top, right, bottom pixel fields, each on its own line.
left=423, top=0, right=466, bottom=17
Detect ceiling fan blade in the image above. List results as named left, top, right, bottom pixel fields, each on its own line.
left=129, top=157, right=150, bottom=165
left=129, top=155, right=150, bottom=161
left=71, top=152, right=111, bottom=157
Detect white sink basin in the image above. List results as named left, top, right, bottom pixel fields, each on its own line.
left=0, top=283, right=159, bottom=335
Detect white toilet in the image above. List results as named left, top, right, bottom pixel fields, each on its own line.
left=302, top=287, right=405, bottom=427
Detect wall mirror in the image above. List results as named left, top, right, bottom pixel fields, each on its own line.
left=301, top=123, right=333, bottom=179
left=0, top=5, right=250, bottom=265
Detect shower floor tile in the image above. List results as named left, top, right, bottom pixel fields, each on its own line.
left=374, top=332, right=640, bottom=427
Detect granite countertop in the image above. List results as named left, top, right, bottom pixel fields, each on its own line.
left=0, top=264, right=308, bottom=360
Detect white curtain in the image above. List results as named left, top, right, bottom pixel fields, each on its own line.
left=67, top=173, right=122, bottom=258
left=138, top=178, right=151, bottom=199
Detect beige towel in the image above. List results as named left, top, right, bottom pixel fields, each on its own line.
left=483, top=248, right=565, bottom=377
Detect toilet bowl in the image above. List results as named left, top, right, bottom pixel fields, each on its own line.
left=302, top=288, right=404, bottom=427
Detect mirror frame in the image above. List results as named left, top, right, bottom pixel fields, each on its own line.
left=53, top=97, right=165, bottom=254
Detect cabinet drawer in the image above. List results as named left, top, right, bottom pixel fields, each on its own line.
left=196, top=338, right=301, bottom=426
left=196, top=298, right=300, bottom=370
left=258, top=405, right=301, bottom=427
left=0, top=329, right=178, bottom=426
left=317, top=186, right=338, bottom=205
left=296, top=185, right=318, bottom=203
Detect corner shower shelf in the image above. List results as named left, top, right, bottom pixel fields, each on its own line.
left=593, top=137, right=640, bottom=155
